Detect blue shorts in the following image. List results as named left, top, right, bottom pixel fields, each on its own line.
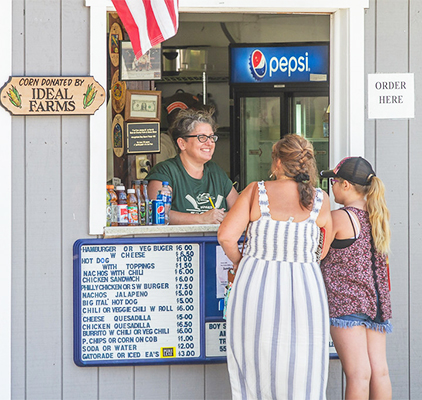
left=330, top=313, right=393, bottom=334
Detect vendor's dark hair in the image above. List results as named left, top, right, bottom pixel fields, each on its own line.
left=169, top=108, right=218, bottom=152
left=272, top=134, right=318, bottom=209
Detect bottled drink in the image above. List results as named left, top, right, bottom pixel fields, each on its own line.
left=160, top=181, right=172, bottom=225
left=152, top=192, right=165, bottom=225
left=132, top=180, right=142, bottom=224
left=106, top=184, right=118, bottom=227
left=115, top=185, right=128, bottom=226
left=142, top=180, right=152, bottom=225
left=127, top=188, right=139, bottom=226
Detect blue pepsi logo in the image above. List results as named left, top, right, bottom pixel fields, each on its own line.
left=249, top=50, right=267, bottom=81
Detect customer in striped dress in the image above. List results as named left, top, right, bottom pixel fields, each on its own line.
left=218, top=134, right=332, bottom=400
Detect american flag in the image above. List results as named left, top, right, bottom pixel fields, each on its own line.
left=112, top=0, right=179, bottom=59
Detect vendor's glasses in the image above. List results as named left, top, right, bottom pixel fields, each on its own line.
left=183, top=134, right=219, bottom=143
left=330, top=178, right=339, bottom=186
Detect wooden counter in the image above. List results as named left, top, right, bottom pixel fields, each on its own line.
left=103, top=224, right=220, bottom=238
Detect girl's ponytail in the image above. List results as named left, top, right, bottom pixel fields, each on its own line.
left=366, top=176, right=391, bottom=254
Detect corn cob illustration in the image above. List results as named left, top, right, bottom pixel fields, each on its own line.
left=7, top=85, right=22, bottom=108
left=83, top=83, right=97, bottom=109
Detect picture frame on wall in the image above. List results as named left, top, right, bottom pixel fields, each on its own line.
left=125, top=90, right=161, bottom=122
left=120, top=41, right=162, bottom=81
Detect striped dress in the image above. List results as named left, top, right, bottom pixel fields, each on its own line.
left=226, top=181, right=329, bottom=400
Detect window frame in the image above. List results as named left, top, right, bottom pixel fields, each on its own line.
left=86, top=0, right=369, bottom=234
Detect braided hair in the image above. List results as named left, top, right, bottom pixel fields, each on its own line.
left=271, top=134, right=318, bottom=209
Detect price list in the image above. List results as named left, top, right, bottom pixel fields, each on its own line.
left=74, top=242, right=201, bottom=366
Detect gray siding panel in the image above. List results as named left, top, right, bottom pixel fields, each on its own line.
left=374, top=1, right=410, bottom=398
left=11, top=0, right=26, bottom=398
left=366, top=1, right=412, bottom=399
left=99, top=367, right=135, bottom=399
left=204, top=364, right=232, bottom=400
left=409, top=1, right=422, bottom=398
left=135, top=365, right=170, bottom=399
left=11, top=117, right=27, bottom=400
left=62, top=116, right=95, bottom=400
left=171, top=365, right=205, bottom=399
left=364, top=0, right=376, bottom=162
left=25, top=115, right=62, bottom=399
left=25, top=1, right=61, bottom=74
left=326, top=359, right=344, bottom=398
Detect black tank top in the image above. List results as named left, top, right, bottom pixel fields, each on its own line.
left=331, top=209, right=358, bottom=249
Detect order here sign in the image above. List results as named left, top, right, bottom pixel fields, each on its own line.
left=368, top=73, right=414, bottom=119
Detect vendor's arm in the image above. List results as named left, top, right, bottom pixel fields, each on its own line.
left=170, top=189, right=237, bottom=224
left=315, top=190, right=333, bottom=259
left=148, top=179, right=229, bottom=225
left=218, top=182, right=254, bottom=270
left=169, top=208, right=226, bottom=225
left=225, top=187, right=239, bottom=210
left=147, top=179, right=165, bottom=201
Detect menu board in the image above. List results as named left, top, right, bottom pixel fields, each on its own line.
left=73, top=237, right=337, bottom=366
left=73, top=238, right=207, bottom=366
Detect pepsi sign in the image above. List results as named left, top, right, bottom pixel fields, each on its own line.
left=230, top=44, right=329, bottom=84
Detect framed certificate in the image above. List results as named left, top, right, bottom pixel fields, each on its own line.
left=125, top=90, right=161, bottom=122
left=120, top=41, right=162, bottom=81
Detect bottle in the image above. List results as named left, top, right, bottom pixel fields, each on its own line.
left=106, top=186, right=112, bottom=227
left=152, top=192, right=165, bottom=225
left=127, top=188, right=139, bottom=226
left=115, top=185, right=128, bottom=226
left=132, top=180, right=142, bottom=224
left=106, top=185, right=118, bottom=227
left=160, top=181, right=172, bottom=225
left=142, top=180, right=152, bottom=225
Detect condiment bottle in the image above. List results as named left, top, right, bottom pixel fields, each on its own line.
left=106, top=184, right=118, bottom=226
left=115, top=185, right=128, bottom=226
left=132, top=180, right=143, bottom=225
left=127, top=188, right=139, bottom=226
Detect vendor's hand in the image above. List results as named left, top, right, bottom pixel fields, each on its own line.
left=200, top=208, right=226, bottom=224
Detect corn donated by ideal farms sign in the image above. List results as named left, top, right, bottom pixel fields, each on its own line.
left=0, top=76, right=105, bottom=115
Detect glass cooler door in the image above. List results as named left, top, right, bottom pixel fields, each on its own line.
left=240, top=96, right=281, bottom=188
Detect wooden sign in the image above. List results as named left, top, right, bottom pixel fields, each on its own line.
left=126, top=122, right=160, bottom=153
left=109, top=23, right=123, bottom=67
left=112, top=114, right=124, bottom=157
left=0, top=76, right=105, bottom=115
left=111, top=70, right=126, bottom=114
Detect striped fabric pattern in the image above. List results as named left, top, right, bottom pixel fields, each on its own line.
left=112, top=0, right=179, bottom=58
left=226, top=181, right=329, bottom=400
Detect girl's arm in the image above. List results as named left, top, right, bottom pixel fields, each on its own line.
left=217, top=182, right=255, bottom=270
left=316, top=190, right=333, bottom=259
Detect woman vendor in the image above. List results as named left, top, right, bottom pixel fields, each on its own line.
left=146, top=108, right=239, bottom=224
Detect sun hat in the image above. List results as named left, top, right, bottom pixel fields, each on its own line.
left=320, top=156, right=376, bottom=186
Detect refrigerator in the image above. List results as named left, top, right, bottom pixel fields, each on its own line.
left=229, top=42, right=330, bottom=191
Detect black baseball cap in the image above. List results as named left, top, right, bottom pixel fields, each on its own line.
left=320, top=157, right=376, bottom=186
